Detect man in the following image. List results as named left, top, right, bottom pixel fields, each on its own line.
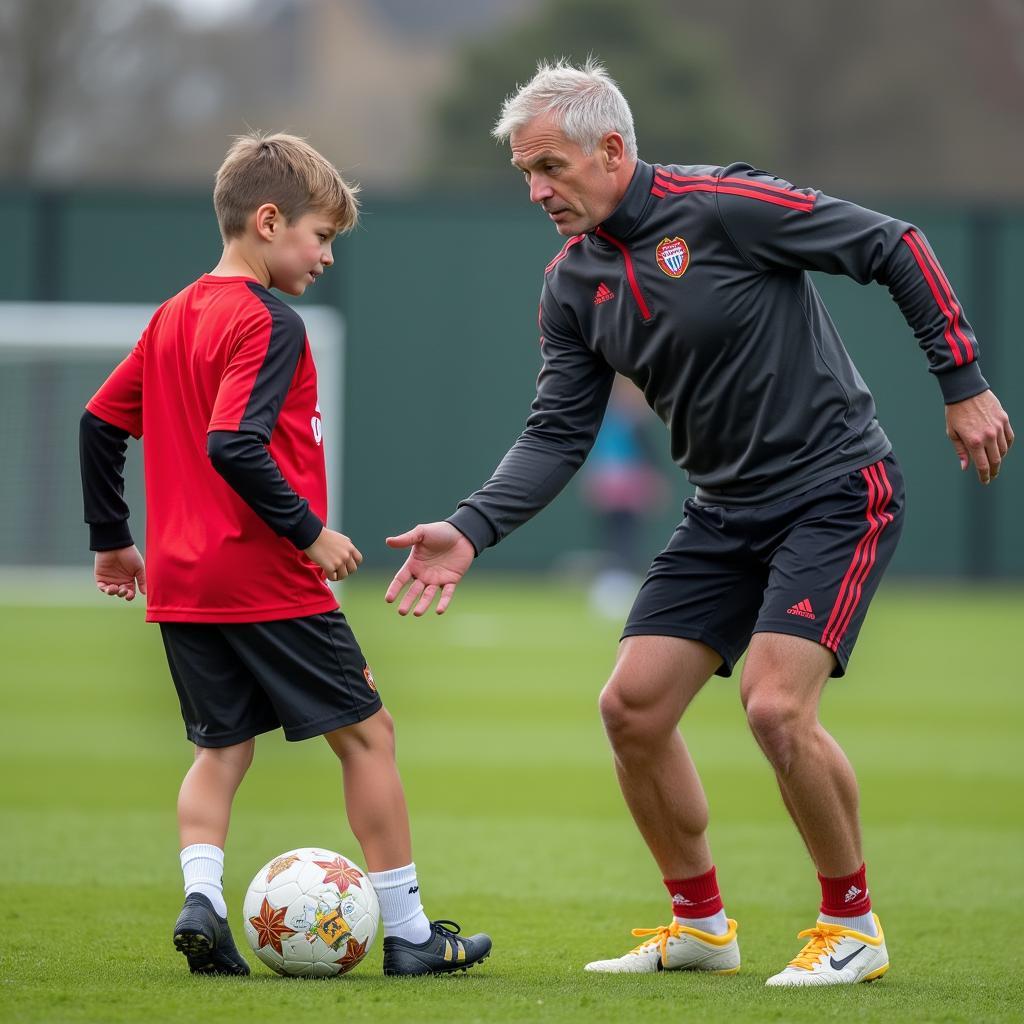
left=384, top=59, right=1013, bottom=985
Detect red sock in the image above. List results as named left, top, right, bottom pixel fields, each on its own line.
left=664, top=866, right=724, bottom=920
left=818, top=862, right=872, bottom=918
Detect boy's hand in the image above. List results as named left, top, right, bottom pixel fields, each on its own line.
left=304, top=528, right=363, bottom=581
left=95, top=546, right=147, bottom=601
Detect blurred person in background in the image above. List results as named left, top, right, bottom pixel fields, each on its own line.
left=583, top=375, right=667, bottom=617
left=385, top=58, right=1013, bottom=985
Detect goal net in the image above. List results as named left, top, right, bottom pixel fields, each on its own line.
left=0, top=302, right=345, bottom=574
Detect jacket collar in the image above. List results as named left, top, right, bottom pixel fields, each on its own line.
left=594, top=160, right=654, bottom=241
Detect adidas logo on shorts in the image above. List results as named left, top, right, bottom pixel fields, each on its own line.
left=786, top=598, right=816, bottom=620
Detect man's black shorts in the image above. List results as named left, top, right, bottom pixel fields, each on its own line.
left=623, top=454, right=905, bottom=677
left=160, top=610, right=383, bottom=747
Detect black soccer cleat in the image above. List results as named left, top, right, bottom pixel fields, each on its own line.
left=172, top=893, right=250, bottom=976
left=382, top=919, right=492, bottom=977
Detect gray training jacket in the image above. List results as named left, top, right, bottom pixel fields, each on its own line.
left=448, top=160, right=988, bottom=554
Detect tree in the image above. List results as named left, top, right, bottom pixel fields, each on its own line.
left=0, top=0, right=189, bottom=180
left=421, top=0, right=768, bottom=191
left=0, top=0, right=294, bottom=184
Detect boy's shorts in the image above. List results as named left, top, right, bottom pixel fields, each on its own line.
left=622, top=454, right=905, bottom=678
left=160, top=610, right=383, bottom=747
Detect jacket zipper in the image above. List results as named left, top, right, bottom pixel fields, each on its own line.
left=594, top=227, right=653, bottom=322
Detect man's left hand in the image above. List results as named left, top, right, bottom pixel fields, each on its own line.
left=945, top=389, right=1014, bottom=484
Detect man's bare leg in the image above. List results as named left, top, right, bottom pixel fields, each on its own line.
left=598, top=635, right=721, bottom=879
left=740, top=632, right=861, bottom=876
left=586, top=635, right=740, bottom=974
left=742, top=632, right=888, bottom=987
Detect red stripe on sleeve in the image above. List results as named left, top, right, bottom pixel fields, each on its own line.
left=715, top=183, right=816, bottom=211
left=901, top=230, right=969, bottom=367
left=906, top=229, right=974, bottom=364
left=652, top=178, right=717, bottom=199
left=913, top=233, right=974, bottom=361
left=653, top=175, right=815, bottom=212
left=662, top=169, right=817, bottom=205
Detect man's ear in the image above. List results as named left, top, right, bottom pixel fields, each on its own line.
left=254, top=203, right=280, bottom=241
left=601, top=132, right=626, bottom=172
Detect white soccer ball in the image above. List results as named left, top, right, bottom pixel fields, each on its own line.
left=242, top=847, right=379, bottom=977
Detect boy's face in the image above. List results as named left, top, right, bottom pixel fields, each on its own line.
left=265, top=210, right=338, bottom=296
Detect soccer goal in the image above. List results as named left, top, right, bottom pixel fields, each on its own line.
left=0, top=302, right=345, bottom=576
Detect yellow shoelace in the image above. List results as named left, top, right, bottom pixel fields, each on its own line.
left=787, top=923, right=849, bottom=971
left=629, top=922, right=684, bottom=960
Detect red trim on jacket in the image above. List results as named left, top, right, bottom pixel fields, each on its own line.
left=901, top=229, right=973, bottom=367
left=594, top=227, right=652, bottom=321
left=545, top=234, right=586, bottom=274
left=661, top=169, right=816, bottom=204
left=652, top=174, right=816, bottom=212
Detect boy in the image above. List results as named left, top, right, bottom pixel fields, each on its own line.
left=79, top=132, right=491, bottom=978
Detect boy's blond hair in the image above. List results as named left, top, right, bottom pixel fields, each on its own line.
left=213, top=132, right=360, bottom=240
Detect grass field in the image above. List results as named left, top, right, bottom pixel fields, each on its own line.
left=2, top=577, right=1022, bottom=1023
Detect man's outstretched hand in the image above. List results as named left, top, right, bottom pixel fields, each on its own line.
left=95, top=545, right=147, bottom=601
left=946, top=389, right=1014, bottom=484
left=385, top=522, right=475, bottom=616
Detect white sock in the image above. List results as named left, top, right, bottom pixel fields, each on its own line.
left=181, top=843, right=227, bottom=918
left=819, top=911, right=878, bottom=936
left=366, top=863, right=431, bottom=944
left=675, top=910, right=729, bottom=936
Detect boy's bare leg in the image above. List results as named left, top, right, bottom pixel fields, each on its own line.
left=324, top=709, right=412, bottom=870
left=174, top=739, right=254, bottom=974
left=178, top=739, right=254, bottom=848
left=326, top=709, right=422, bottom=943
left=325, top=707, right=492, bottom=973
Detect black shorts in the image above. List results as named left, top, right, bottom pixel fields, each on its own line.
left=623, top=454, right=905, bottom=678
left=160, top=610, right=383, bottom=747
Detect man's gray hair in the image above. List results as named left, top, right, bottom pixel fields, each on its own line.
left=493, top=57, right=637, bottom=159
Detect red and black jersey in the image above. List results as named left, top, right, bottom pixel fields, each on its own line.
left=85, top=274, right=336, bottom=623
left=449, top=161, right=988, bottom=552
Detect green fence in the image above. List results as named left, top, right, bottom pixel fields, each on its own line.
left=1, top=187, right=1020, bottom=576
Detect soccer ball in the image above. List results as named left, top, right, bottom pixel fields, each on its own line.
left=243, top=847, right=379, bottom=977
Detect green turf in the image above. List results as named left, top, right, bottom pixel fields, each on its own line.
left=2, top=578, right=1022, bottom=1023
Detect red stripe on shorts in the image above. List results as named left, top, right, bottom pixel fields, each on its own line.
left=820, top=462, right=895, bottom=653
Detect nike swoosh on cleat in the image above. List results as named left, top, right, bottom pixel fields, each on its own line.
left=829, top=945, right=867, bottom=970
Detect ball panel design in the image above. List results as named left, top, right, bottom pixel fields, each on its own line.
left=243, top=848, right=379, bottom=978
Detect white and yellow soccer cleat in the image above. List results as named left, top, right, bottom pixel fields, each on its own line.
left=765, top=915, right=889, bottom=987
left=584, top=919, right=740, bottom=974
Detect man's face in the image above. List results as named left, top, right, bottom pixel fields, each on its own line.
left=266, top=210, right=337, bottom=296
left=510, top=113, right=623, bottom=236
